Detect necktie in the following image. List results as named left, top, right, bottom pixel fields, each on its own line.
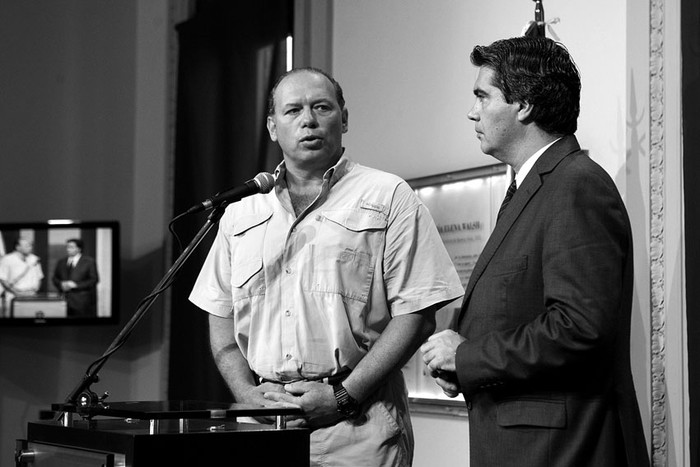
left=497, top=178, right=518, bottom=220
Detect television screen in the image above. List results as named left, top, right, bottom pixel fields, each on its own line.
left=0, top=220, right=119, bottom=325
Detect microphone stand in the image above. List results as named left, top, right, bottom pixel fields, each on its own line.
left=56, top=205, right=227, bottom=420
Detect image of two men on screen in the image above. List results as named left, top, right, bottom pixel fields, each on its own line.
left=0, top=237, right=98, bottom=319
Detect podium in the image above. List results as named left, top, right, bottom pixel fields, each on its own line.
left=16, top=401, right=309, bottom=466
left=11, top=294, right=67, bottom=318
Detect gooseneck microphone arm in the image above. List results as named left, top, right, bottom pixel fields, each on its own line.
left=185, top=172, right=276, bottom=215
left=57, top=172, right=276, bottom=417
left=59, top=206, right=227, bottom=413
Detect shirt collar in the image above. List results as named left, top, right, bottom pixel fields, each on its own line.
left=273, top=150, right=355, bottom=190
left=513, top=137, right=561, bottom=188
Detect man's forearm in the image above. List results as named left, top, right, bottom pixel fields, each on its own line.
left=342, top=306, right=436, bottom=402
left=0, top=279, right=14, bottom=293
left=212, top=342, right=258, bottom=398
left=209, top=314, right=258, bottom=400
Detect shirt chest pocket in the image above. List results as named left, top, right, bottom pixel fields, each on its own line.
left=304, top=208, right=388, bottom=303
left=229, top=211, right=272, bottom=301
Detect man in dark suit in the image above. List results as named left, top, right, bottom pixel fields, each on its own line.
left=52, top=238, right=99, bottom=317
left=421, top=36, right=650, bottom=466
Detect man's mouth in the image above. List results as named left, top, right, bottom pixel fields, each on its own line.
left=299, top=135, right=324, bottom=149
left=300, top=135, right=321, bottom=142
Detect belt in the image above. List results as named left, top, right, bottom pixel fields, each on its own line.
left=261, top=369, right=351, bottom=386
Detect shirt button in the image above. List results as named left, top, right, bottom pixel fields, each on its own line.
left=285, top=268, right=292, bottom=274
left=285, top=310, right=291, bottom=317
left=285, top=354, right=292, bottom=360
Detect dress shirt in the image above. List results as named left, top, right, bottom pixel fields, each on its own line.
left=69, top=254, right=81, bottom=268
left=190, top=155, right=464, bottom=382
left=514, top=137, right=562, bottom=188
left=0, top=252, right=43, bottom=294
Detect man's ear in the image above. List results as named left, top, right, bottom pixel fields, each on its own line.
left=266, top=115, right=278, bottom=141
left=517, top=101, right=534, bottom=123
left=341, top=108, right=349, bottom=134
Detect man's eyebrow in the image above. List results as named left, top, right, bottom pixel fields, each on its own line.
left=281, top=97, right=333, bottom=108
left=311, top=97, right=335, bottom=105
left=280, top=101, right=301, bottom=110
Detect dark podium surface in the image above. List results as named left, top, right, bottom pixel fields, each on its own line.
left=17, top=401, right=309, bottom=466
left=51, top=399, right=302, bottom=420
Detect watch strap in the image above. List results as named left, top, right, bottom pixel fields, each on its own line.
left=333, top=383, right=360, bottom=418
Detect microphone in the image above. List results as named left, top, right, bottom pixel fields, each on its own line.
left=185, top=172, right=276, bottom=214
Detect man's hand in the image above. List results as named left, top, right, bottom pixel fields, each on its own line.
left=239, top=382, right=291, bottom=424
left=263, top=381, right=343, bottom=428
left=60, top=280, right=78, bottom=291
left=240, top=381, right=286, bottom=405
left=420, top=330, right=466, bottom=397
left=429, top=368, right=462, bottom=398
left=420, top=329, right=465, bottom=372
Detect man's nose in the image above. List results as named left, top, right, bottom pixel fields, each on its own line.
left=467, top=105, right=478, bottom=121
left=300, top=107, right=318, bottom=126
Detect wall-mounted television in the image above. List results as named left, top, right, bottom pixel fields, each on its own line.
left=0, top=220, right=119, bottom=325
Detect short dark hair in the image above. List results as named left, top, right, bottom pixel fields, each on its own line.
left=470, top=36, right=581, bottom=135
left=67, top=238, right=84, bottom=251
left=267, top=67, right=345, bottom=116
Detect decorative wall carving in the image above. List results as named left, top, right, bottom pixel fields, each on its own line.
left=649, top=0, right=667, bottom=465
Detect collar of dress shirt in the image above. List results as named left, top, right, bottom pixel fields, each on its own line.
left=513, top=137, right=562, bottom=188
left=273, top=150, right=355, bottom=191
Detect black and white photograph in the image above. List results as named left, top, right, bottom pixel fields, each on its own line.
left=1, top=1, right=696, bottom=466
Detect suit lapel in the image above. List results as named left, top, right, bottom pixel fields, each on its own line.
left=460, top=135, right=582, bottom=307
left=463, top=174, right=540, bottom=299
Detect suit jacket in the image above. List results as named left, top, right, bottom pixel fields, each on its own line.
left=456, top=136, right=649, bottom=466
left=52, top=255, right=99, bottom=317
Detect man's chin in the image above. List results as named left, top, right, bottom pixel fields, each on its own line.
left=286, top=150, right=341, bottom=168
left=480, top=143, right=493, bottom=156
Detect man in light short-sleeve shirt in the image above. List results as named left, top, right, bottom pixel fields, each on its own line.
left=190, top=68, right=463, bottom=467
left=0, top=238, right=44, bottom=316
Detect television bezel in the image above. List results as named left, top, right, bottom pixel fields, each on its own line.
left=0, top=220, right=120, bottom=326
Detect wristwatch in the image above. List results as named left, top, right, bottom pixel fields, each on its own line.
left=333, top=383, right=360, bottom=418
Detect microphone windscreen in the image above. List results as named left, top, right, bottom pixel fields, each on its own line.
left=254, top=172, right=276, bottom=194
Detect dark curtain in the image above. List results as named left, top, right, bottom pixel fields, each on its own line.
left=683, top=0, right=700, bottom=463
left=168, top=0, right=292, bottom=401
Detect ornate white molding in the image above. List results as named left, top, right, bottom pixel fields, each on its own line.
left=649, top=0, right=667, bottom=465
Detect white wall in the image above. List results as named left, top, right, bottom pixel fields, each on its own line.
left=333, top=0, right=628, bottom=181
